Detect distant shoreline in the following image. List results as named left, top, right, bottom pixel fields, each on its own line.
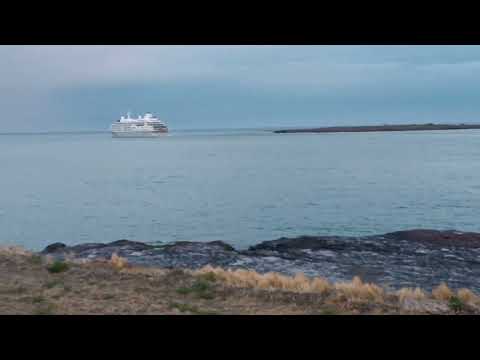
left=273, top=124, right=480, bottom=134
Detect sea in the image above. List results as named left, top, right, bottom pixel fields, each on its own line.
left=1, top=128, right=480, bottom=251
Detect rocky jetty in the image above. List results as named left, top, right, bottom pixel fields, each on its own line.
left=41, top=229, right=480, bottom=292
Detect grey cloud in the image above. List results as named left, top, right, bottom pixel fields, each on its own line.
left=1, top=45, right=480, bottom=132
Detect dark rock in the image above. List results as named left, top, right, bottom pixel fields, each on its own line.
left=69, top=243, right=108, bottom=252
left=206, top=241, right=235, bottom=252
left=47, top=240, right=155, bottom=255
left=107, top=239, right=154, bottom=251
left=249, top=236, right=350, bottom=252
left=41, top=242, right=67, bottom=254
left=161, top=240, right=235, bottom=252
left=384, top=229, right=480, bottom=248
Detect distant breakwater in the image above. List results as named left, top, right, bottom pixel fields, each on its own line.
left=41, top=229, right=480, bottom=292
left=273, top=124, right=480, bottom=134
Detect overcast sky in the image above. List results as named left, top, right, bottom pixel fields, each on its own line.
left=1, top=45, right=480, bottom=132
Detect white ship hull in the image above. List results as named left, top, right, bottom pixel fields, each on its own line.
left=112, top=130, right=168, bottom=138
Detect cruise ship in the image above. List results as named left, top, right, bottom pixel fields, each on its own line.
left=111, top=112, right=168, bottom=137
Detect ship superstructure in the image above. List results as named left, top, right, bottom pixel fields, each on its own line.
left=111, top=112, right=168, bottom=137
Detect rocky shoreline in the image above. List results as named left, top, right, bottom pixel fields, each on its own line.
left=41, top=229, right=480, bottom=292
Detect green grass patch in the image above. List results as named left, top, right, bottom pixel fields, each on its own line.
left=33, top=303, right=56, bottom=315
left=319, top=308, right=340, bottom=315
left=176, top=287, right=192, bottom=295
left=45, top=280, right=63, bottom=289
left=32, top=296, right=45, bottom=304
left=46, top=261, right=69, bottom=274
left=198, top=272, right=217, bottom=283
left=29, top=255, right=43, bottom=265
left=169, top=302, right=218, bottom=315
left=448, top=296, right=466, bottom=313
left=176, top=279, right=215, bottom=300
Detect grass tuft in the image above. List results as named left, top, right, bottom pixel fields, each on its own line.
left=432, top=283, right=454, bottom=301
left=198, top=272, right=217, bottom=283
left=32, top=296, right=46, bottom=304
left=29, top=255, right=43, bottom=265
left=176, top=279, right=215, bottom=300
left=110, top=253, right=128, bottom=270
left=334, top=276, right=385, bottom=303
left=44, top=280, right=63, bottom=289
left=319, top=308, right=340, bottom=315
left=457, top=288, right=478, bottom=305
left=396, top=287, right=427, bottom=302
left=0, top=246, right=31, bottom=256
left=169, top=302, right=217, bottom=315
left=46, top=261, right=69, bottom=274
left=194, top=266, right=332, bottom=295
left=33, top=302, right=56, bottom=315
left=448, top=296, right=466, bottom=313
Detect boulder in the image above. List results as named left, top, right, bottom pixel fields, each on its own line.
left=41, top=242, right=67, bottom=254
left=107, top=240, right=154, bottom=251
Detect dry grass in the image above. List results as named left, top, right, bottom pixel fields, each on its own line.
left=194, top=266, right=332, bottom=295
left=457, top=288, right=479, bottom=305
left=432, top=283, right=454, bottom=301
left=195, top=267, right=480, bottom=311
left=1, top=246, right=480, bottom=314
left=110, top=253, right=129, bottom=270
left=334, top=276, right=385, bottom=303
left=121, top=267, right=167, bottom=277
left=195, top=267, right=480, bottom=308
left=0, top=246, right=32, bottom=257
left=396, top=287, right=428, bottom=302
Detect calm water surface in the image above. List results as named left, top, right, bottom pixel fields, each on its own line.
left=1, top=129, right=480, bottom=250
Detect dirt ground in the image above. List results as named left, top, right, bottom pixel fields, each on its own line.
left=0, top=249, right=478, bottom=315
